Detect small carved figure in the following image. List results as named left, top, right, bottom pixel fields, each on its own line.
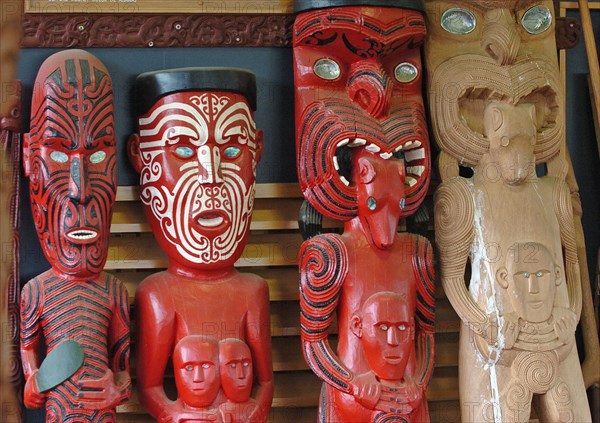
left=172, top=336, right=223, bottom=423
left=293, top=1, right=435, bottom=421
left=425, top=1, right=592, bottom=421
left=20, top=49, right=131, bottom=422
left=218, top=339, right=256, bottom=423
left=129, top=68, right=273, bottom=423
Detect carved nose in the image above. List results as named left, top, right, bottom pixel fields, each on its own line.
left=347, top=62, right=392, bottom=119
left=197, top=145, right=223, bottom=185
left=387, top=327, right=399, bottom=346
left=193, top=366, right=204, bottom=383
left=528, top=275, right=540, bottom=294
left=481, top=9, right=520, bottom=66
left=236, top=364, right=245, bottom=379
left=68, top=156, right=90, bottom=204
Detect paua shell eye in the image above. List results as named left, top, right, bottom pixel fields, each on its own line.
left=174, top=146, right=194, bottom=159
left=441, top=8, right=477, bottom=35
left=521, top=6, right=552, bottom=35
left=313, top=58, right=341, bottom=81
left=223, top=146, right=241, bottom=158
left=50, top=151, right=69, bottom=163
left=394, top=63, right=418, bottom=83
left=90, top=151, right=106, bottom=164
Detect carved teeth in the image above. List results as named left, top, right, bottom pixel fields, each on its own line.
left=405, top=148, right=425, bottom=162
left=365, top=144, right=381, bottom=153
left=337, top=138, right=350, bottom=148
left=333, top=156, right=340, bottom=171
left=348, top=138, right=367, bottom=147
left=380, top=152, right=393, bottom=160
left=405, top=176, right=417, bottom=187
left=407, top=165, right=425, bottom=176
left=340, top=176, right=350, bottom=186
left=394, top=145, right=404, bottom=152
left=405, top=141, right=414, bottom=148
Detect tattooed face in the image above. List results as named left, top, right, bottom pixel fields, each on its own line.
left=293, top=6, right=430, bottom=221
left=24, top=50, right=116, bottom=278
left=131, top=92, right=260, bottom=269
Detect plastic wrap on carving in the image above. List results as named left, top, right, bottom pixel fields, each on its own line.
left=299, top=234, right=347, bottom=342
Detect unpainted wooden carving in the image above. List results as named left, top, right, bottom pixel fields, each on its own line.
left=425, top=1, right=591, bottom=421
left=294, top=1, right=436, bottom=421
left=128, top=68, right=273, bottom=423
left=20, top=49, right=131, bottom=422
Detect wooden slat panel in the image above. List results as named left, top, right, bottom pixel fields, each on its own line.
left=106, top=233, right=302, bottom=270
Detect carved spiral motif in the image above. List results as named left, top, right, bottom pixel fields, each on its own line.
left=513, top=351, right=558, bottom=394
left=549, top=381, right=574, bottom=423
left=506, top=379, right=532, bottom=418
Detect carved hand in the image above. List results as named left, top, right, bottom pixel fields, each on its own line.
left=77, top=369, right=131, bottom=410
left=554, top=310, right=577, bottom=345
left=502, top=315, right=519, bottom=349
left=158, top=404, right=221, bottom=423
left=24, top=369, right=46, bottom=409
left=350, top=372, right=382, bottom=410
left=378, top=379, right=423, bottom=415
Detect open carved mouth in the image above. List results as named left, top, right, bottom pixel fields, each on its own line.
left=458, top=86, right=559, bottom=136
left=66, top=228, right=99, bottom=244
left=333, top=138, right=425, bottom=188
left=194, top=211, right=228, bottom=230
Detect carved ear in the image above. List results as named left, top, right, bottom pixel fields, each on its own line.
left=358, top=157, right=376, bottom=184
left=350, top=315, right=362, bottom=338
left=496, top=267, right=509, bottom=289
left=127, top=133, right=143, bottom=174
left=23, top=133, right=31, bottom=176
left=254, top=129, right=264, bottom=164
left=554, top=265, right=562, bottom=286
left=484, top=103, right=504, bottom=135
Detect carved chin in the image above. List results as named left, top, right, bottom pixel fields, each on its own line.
left=429, top=54, right=563, bottom=166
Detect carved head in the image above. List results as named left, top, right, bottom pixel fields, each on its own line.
left=0, top=0, right=22, bottom=117
left=173, top=335, right=221, bottom=408
left=353, top=148, right=406, bottom=249
left=425, top=0, right=563, bottom=167
left=219, top=338, right=253, bottom=403
left=497, top=242, right=561, bottom=323
left=23, top=50, right=116, bottom=277
left=129, top=69, right=262, bottom=270
left=483, top=102, right=537, bottom=185
left=351, top=292, right=415, bottom=381
left=293, top=1, right=430, bottom=221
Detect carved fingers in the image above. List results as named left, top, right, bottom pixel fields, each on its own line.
left=77, top=369, right=131, bottom=410
left=503, top=316, right=520, bottom=350
left=376, top=380, right=423, bottom=415
left=553, top=309, right=577, bottom=346
left=351, top=372, right=381, bottom=410
left=24, top=369, right=45, bottom=409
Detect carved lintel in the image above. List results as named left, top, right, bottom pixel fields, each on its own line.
left=21, top=14, right=293, bottom=48
left=556, top=17, right=581, bottom=50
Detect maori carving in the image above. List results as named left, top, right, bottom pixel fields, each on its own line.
left=129, top=68, right=273, bottom=423
left=294, top=2, right=435, bottom=421
left=1, top=1, right=23, bottom=418
left=425, top=1, right=591, bottom=421
left=20, top=49, right=131, bottom=422
left=22, top=14, right=292, bottom=48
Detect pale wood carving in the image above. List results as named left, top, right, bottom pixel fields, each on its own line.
left=426, top=1, right=592, bottom=421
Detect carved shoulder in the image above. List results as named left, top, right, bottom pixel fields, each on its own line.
left=298, top=233, right=348, bottom=342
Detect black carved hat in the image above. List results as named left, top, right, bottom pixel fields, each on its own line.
left=135, top=67, right=257, bottom=116
left=294, top=0, right=425, bottom=13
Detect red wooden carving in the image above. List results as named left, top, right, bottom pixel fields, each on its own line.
left=128, top=70, right=273, bottom=423
left=20, top=49, right=131, bottom=422
left=294, top=2, right=435, bottom=422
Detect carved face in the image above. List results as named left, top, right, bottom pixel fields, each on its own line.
left=352, top=292, right=414, bottom=381
left=425, top=0, right=563, bottom=166
left=354, top=150, right=406, bottom=249
left=173, top=336, right=220, bottom=408
left=484, top=102, right=537, bottom=185
left=23, top=50, right=116, bottom=278
left=130, top=92, right=261, bottom=270
left=498, top=243, right=561, bottom=323
left=219, top=339, right=253, bottom=403
left=294, top=6, right=430, bottom=221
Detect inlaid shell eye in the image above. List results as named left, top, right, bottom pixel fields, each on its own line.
left=523, top=272, right=530, bottom=278
left=175, top=146, right=194, bottom=158
left=185, top=365, right=193, bottom=371
left=50, top=151, right=69, bottom=163
left=379, top=324, right=388, bottom=331
left=243, top=362, right=249, bottom=367
left=399, top=325, right=406, bottom=331
left=202, top=363, right=210, bottom=369
left=230, top=363, right=237, bottom=368
left=90, top=151, right=106, bottom=164
left=223, top=146, right=241, bottom=158
left=536, top=271, right=543, bottom=277
left=367, top=197, right=377, bottom=210
left=394, top=63, right=418, bottom=83
left=441, top=8, right=477, bottom=35
left=522, top=6, right=552, bottom=35
left=313, top=58, right=341, bottom=81
left=400, top=198, right=406, bottom=210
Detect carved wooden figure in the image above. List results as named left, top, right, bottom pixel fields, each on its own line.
left=20, top=49, right=131, bottom=422
left=128, top=68, right=273, bottom=423
left=293, top=1, right=435, bottom=421
left=425, top=1, right=592, bottom=421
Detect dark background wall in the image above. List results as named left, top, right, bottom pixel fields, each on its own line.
left=17, top=8, right=600, bottom=423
